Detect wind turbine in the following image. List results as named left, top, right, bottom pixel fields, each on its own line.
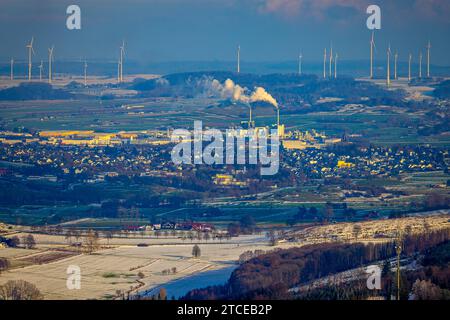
left=408, top=53, right=412, bottom=82
left=370, top=31, right=376, bottom=79
left=26, top=37, right=35, bottom=81
left=237, top=45, right=240, bottom=74
left=394, top=51, right=398, bottom=80
left=427, top=41, right=431, bottom=78
left=298, top=53, right=303, bottom=76
left=38, top=60, right=43, bottom=81
left=48, top=46, right=54, bottom=84
left=117, top=58, right=121, bottom=83
left=10, top=58, right=14, bottom=81
left=119, top=40, right=125, bottom=82
left=329, top=43, right=333, bottom=78
left=334, top=53, right=338, bottom=79
left=419, top=51, right=423, bottom=78
left=386, top=45, right=391, bottom=87
left=84, top=60, right=88, bottom=86
left=323, top=48, right=327, bottom=79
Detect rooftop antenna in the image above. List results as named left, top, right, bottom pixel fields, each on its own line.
left=237, top=45, right=240, bottom=74
left=120, top=40, right=125, bottom=82
left=386, top=45, right=391, bottom=87
left=427, top=41, right=431, bottom=78
left=323, top=48, right=327, bottom=79
left=408, top=53, right=412, bottom=82
left=298, top=52, right=303, bottom=76
left=26, top=37, right=35, bottom=81
left=419, top=51, right=423, bottom=78
left=394, top=51, right=398, bottom=80
left=334, top=53, right=338, bottom=79
left=370, top=31, right=376, bottom=79
left=84, top=60, right=88, bottom=86
left=248, top=105, right=253, bottom=129
left=48, top=46, right=54, bottom=84
left=10, top=58, right=14, bottom=81
left=38, top=60, right=43, bottom=81
left=329, top=43, right=333, bottom=78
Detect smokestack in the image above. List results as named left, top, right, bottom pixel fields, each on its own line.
left=323, top=48, right=327, bottom=79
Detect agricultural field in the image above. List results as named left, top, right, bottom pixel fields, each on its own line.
left=0, top=232, right=278, bottom=300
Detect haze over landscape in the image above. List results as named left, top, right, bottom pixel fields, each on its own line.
left=0, top=0, right=449, bottom=306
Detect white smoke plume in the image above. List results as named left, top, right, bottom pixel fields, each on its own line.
left=205, top=78, right=278, bottom=107
left=250, top=87, right=278, bottom=108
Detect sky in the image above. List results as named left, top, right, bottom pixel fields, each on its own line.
left=0, top=0, right=449, bottom=66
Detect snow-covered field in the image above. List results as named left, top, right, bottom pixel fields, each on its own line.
left=0, top=234, right=281, bottom=300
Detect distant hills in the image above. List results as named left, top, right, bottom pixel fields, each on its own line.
left=1, top=60, right=450, bottom=78
left=0, top=83, right=74, bottom=100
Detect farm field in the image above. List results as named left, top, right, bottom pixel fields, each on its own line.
left=0, top=233, right=279, bottom=300
left=1, top=213, right=449, bottom=300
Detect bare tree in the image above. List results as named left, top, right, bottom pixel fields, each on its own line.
left=0, top=280, right=43, bottom=300
left=65, top=230, right=74, bottom=244
left=105, top=231, right=113, bottom=245
left=8, top=236, right=20, bottom=248
left=23, top=235, right=36, bottom=249
left=352, top=224, right=362, bottom=240
left=192, top=244, right=201, bottom=258
left=0, top=257, right=10, bottom=274
left=84, top=229, right=100, bottom=254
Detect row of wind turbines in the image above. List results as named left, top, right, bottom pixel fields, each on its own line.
left=10, top=35, right=432, bottom=87
left=9, top=37, right=121, bottom=86
left=19, top=37, right=56, bottom=83
left=371, top=32, right=432, bottom=86
left=238, top=32, right=432, bottom=86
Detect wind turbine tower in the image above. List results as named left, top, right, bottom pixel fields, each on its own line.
left=408, top=54, right=412, bottom=82
left=427, top=41, right=431, bottom=78
left=323, top=48, right=327, bottom=79
left=298, top=53, right=303, bottom=76
left=119, top=40, right=125, bottom=82
left=329, top=44, right=333, bottom=78
left=237, top=45, right=240, bottom=74
left=394, top=52, right=398, bottom=80
left=334, top=53, right=338, bottom=79
left=117, top=59, right=121, bottom=83
left=370, top=32, right=376, bottom=79
left=386, top=45, right=391, bottom=87
left=84, top=60, right=88, bottom=86
left=48, top=46, right=54, bottom=84
left=419, top=51, right=423, bottom=78
left=26, top=37, right=35, bottom=81
left=10, top=58, right=14, bottom=81
left=39, top=60, right=43, bottom=81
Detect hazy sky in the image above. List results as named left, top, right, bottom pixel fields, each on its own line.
left=1, top=0, right=449, bottom=65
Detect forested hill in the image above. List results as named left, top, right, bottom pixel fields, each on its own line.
left=182, top=229, right=450, bottom=300
left=0, top=83, right=74, bottom=101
